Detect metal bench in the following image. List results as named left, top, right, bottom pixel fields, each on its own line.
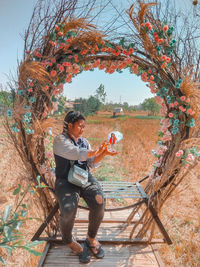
left=31, top=177, right=172, bottom=245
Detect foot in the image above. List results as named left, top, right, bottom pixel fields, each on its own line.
left=68, top=240, right=83, bottom=254
left=85, top=236, right=104, bottom=259
left=86, top=237, right=100, bottom=254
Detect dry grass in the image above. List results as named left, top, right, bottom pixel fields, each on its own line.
left=1, top=111, right=200, bottom=266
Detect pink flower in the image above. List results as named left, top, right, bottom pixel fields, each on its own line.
left=187, top=154, right=195, bottom=162
left=174, top=101, right=178, bottom=106
left=176, top=150, right=183, bottom=157
left=169, top=113, right=173, bottom=118
left=180, top=96, right=186, bottom=101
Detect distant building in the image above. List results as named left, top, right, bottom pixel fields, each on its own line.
left=113, top=107, right=123, bottom=117
left=64, top=101, right=80, bottom=112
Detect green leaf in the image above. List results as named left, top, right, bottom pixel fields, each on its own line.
left=21, top=204, right=27, bottom=209
left=15, top=221, right=23, bottom=230
left=36, top=175, right=41, bottom=187
left=3, top=226, right=12, bottom=241
left=13, top=184, right=21, bottom=195
left=3, top=205, right=12, bottom=222
left=26, top=240, right=44, bottom=248
left=23, top=247, right=42, bottom=256
left=0, top=256, right=7, bottom=266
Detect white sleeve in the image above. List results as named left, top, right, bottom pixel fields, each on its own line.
left=53, top=134, right=88, bottom=161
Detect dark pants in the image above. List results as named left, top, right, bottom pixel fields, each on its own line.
left=55, top=173, right=105, bottom=244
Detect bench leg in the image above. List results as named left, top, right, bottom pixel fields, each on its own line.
left=147, top=202, right=172, bottom=245
left=31, top=202, right=59, bottom=241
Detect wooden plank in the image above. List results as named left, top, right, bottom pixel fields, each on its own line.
left=38, top=236, right=165, bottom=245
left=37, top=242, right=51, bottom=267
left=151, top=244, right=165, bottom=267
left=42, top=243, right=159, bottom=267
left=75, top=208, right=141, bottom=223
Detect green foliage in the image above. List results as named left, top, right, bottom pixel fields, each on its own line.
left=134, top=115, right=162, bottom=120
left=57, top=95, right=66, bottom=114
left=141, top=97, right=160, bottom=116
left=94, top=84, right=107, bottom=103
left=0, top=186, right=44, bottom=265
left=74, top=96, right=101, bottom=116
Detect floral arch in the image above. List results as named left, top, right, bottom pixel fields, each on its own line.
left=4, top=2, right=200, bottom=240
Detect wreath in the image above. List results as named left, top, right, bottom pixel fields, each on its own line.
left=4, top=1, right=200, bottom=240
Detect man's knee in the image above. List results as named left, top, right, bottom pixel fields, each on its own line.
left=95, top=194, right=103, bottom=205
left=61, top=202, right=76, bottom=219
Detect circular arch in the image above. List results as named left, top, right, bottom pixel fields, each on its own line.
left=4, top=2, right=200, bottom=240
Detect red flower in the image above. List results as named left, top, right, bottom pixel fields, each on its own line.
left=63, top=62, right=70, bottom=67
left=99, top=64, right=105, bottom=70
left=58, top=31, right=63, bottom=36
left=162, top=55, right=167, bottom=61
left=129, top=47, right=134, bottom=54
left=29, top=82, right=34, bottom=87
left=50, top=70, right=57, bottom=77
left=101, top=40, right=105, bottom=46
left=28, top=88, right=33, bottom=92
left=163, top=25, right=168, bottom=32
left=161, top=62, right=167, bottom=69
left=59, top=65, right=64, bottom=72
left=55, top=25, right=60, bottom=31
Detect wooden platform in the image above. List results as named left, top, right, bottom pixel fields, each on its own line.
left=38, top=209, right=164, bottom=266
left=39, top=242, right=163, bottom=267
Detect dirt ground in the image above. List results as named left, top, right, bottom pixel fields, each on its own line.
left=0, top=112, right=199, bottom=266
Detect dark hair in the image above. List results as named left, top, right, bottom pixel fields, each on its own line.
left=63, top=111, right=85, bottom=133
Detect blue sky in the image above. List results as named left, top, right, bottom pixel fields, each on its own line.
left=0, top=0, right=192, bottom=105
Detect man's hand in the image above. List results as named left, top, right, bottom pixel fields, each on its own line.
left=104, top=146, right=120, bottom=156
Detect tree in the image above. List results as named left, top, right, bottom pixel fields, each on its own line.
left=74, top=96, right=101, bottom=116
left=141, top=98, right=160, bottom=116
left=94, top=84, right=106, bottom=103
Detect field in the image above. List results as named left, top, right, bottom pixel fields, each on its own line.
left=0, top=111, right=200, bottom=266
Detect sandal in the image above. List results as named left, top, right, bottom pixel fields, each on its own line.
left=78, top=242, right=91, bottom=264
left=85, top=238, right=104, bottom=259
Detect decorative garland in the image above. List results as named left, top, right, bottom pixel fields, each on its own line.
left=4, top=2, right=200, bottom=240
